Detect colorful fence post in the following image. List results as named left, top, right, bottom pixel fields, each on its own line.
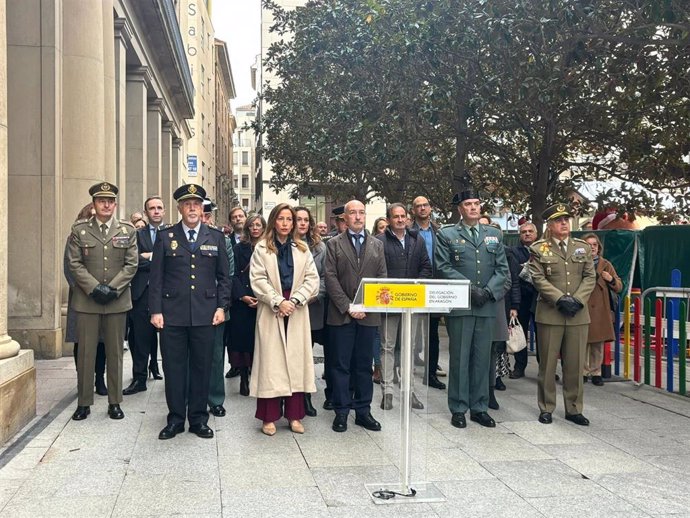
left=655, top=299, right=663, bottom=389
left=614, top=303, right=621, bottom=376
left=644, top=302, right=651, bottom=386
left=671, top=270, right=681, bottom=356
left=634, top=297, right=641, bottom=382
left=680, top=300, right=687, bottom=397
left=667, top=300, right=674, bottom=393
left=623, top=295, right=631, bottom=379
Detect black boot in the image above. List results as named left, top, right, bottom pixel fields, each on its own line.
left=95, top=375, right=108, bottom=396
left=239, top=367, right=250, bottom=396
left=489, top=388, right=499, bottom=410
left=304, top=393, right=317, bottom=417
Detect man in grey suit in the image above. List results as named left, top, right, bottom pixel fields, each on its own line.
left=435, top=189, right=509, bottom=429
left=325, top=200, right=387, bottom=433
left=67, top=181, right=138, bottom=421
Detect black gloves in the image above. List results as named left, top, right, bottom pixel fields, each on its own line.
left=556, top=296, right=583, bottom=317
left=90, top=284, right=118, bottom=305
left=470, top=286, right=493, bottom=308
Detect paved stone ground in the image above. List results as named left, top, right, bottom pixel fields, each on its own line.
left=2, top=342, right=690, bottom=518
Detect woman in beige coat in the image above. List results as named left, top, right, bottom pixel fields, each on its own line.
left=582, top=234, right=623, bottom=386
left=249, top=203, right=320, bottom=436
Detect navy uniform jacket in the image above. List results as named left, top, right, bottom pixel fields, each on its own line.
left=435, top=222, right=509, bottom=317
left=149, top=222, right=232, bottom=327
left=131, top=226, right=157, bottom=302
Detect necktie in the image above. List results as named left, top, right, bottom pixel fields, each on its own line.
left=151, top=227, right=157, bottom=244
left=188, top=229, right=196, bottom=250
left=470, top=226, right=478, bottom=241
left=353, top=234, right=363, bottom=257
left=559, top=240, right=567, bottom=256
left=100, top=223, right=107, bottom=238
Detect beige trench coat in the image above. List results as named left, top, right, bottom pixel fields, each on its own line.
left=249, top=240, right=320, bottom=398
left=587, top=257, right=623, bottom=343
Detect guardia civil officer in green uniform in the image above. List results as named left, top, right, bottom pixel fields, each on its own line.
left=528, top=203, right=595, bottom=426
left=67, top=182, right=138, bottom=421
left=435, top=189, right=509, bottom=429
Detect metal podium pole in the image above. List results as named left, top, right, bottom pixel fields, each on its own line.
left=399, top=308, right=413, bottom=493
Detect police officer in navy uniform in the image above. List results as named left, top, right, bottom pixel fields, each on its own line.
left=67, top=181, right=138, bottom=421
left=529, top=203, right=595, bottom=426
left=149, top=184, right=232, bottom=440
left=435, top=189, right=509, bottom=429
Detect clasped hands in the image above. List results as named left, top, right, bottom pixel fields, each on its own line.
left=556, top=295, right=584, bottom=317
left=90, top=284, right=118, bottom=305
left=276, top=299, right=296, bottom=318
left=470, top=286, right=493, bottom=308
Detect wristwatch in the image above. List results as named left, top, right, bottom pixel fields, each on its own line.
left=290, top=297, right=301, bottom=306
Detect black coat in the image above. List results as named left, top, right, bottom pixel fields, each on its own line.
left=131, top=226, right=155, bottom=302
left=505, top=246, right=522, bottom=317
left=149, top=222, right=231, bottom=327
left=510, top=244, right=536, bottom=313
left=376, top=228, right=432, bottom=279
left=229, top=241, right=257, bottom=353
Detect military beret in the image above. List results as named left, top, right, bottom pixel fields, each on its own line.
left=89, top=181, right=118, bottom=198
left=173, top=183, right=206, bottom=202
left=451, top=189, right=481, bottom=205
left=203, top=198, right=217, bottom=214
left=542, top=203, right=573, bottom=222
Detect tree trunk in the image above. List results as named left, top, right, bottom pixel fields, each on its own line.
left=531, top=120, right=557, bottom=236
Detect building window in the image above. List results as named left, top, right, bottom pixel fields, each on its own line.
left=241, top=151, right=249, bottom=166
left=233, top=151, right=237, bottom=165
left=242, top=198, right=249, bottom=210
left=242, top=175, right=249, bottom=189
left=234, top=178, right=238, bottom=189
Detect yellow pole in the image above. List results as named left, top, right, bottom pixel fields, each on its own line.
left=623, top=295, right=631, bottom=379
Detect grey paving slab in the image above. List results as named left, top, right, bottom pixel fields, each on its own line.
left=525, top=488, right=652, bottom=518
left=643, top=453, right=690, bottom=475
left=501, top=420, right=599, bottom=445
left=443, top=428, right=554, bottom=463
left=588, top=427, right=683, bottom=457
left=294, top=429, right=385, bottom=468
left=0, top=495, right=117, bottom=518
left=596, top=471, right=690, bottom=515
left=221, top=486, right=328, bottom=517
left=218, top=451, right=315, bottom=490
left=483, top=459, right=599, bottom=498
left=311, top=465, right=401, bottom=507
left=328, top=503, right=439, bottom=517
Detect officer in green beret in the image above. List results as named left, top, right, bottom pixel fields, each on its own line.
left=67, top=181, right=138, bottom=421
left=435, top=189, right=509, bottom=429
left=528, top=203, right=596, bottom=426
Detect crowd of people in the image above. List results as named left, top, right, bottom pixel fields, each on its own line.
left=65, top=181, right=623, bottom=439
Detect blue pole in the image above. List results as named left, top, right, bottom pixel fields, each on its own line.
left=671, top=269, right=681, bottom=356
left=667, top=299, right=674, bottom=393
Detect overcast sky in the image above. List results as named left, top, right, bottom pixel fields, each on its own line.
left=212, top=1, right=261, bottom=111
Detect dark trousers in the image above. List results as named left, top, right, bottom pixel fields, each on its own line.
left=208, top=323, right=226, bottom=407
left=129, top=292, right=159, bottom=382
left=255, top=393, right=305, bottom=422
left=322, top=325, right=334, bottom=401
left=513, top=307, right=533, bottom=372
left=423, top=316, right=441, bottom=379
left=161, top=325, right=214, bottom=427
left=73, top=342, right=106, bottom=377
left=330, top=321, right=376, bottom=416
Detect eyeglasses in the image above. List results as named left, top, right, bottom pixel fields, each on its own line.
left=414, top=203, right=430, bottom=208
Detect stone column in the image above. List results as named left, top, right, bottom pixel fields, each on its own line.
left=113, top=18, right=131, bottom=206
left=161, top=122, right=173, bottom=206
left=102, top=0, right=116, bottom=212
left=0, top=0, right=36, bottom=444
left=171, top=137, right=183, bottom=212
left=146, top=99, right=163, bottom=198
left=125, top=67, right=149, bottom=214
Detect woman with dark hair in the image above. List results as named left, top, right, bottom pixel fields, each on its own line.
left=228, top=214, right=266, bottom=396
left=64, top=203, right=107, bottom=396
left=294, top=206, right=326, bottom=417
left=582, top=233, right=622, bottom=386
left=250, top=203, right=320, bottom=436
left=371, top=217, right=388, bottom=236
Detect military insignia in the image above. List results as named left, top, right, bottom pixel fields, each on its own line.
left=546, top=266, right=552, bottom=276
left=460, top=239, right=465, bottom=244
left=574, top=247, right=586, bottom=255
left=539, top=243, right=550, bottom=254
left=83, top=248, right=89, bottom=256
left=484, top=236, right=498, bottom=245
left=122, top=227, right=127, bottom=234
left=188, top=185, right=198, bottom=195
left=101, top=182, right=111, bottom=191
left=80, top=230, right=86, bottom=235
left=168, top=232, right=174, bottom=238
left=200, top=245, right=218, bottom=251
left=557, top=204, right=565, bottom=211
left=171, top=240, right=178, bottom=250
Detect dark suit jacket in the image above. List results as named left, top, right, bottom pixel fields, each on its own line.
left=376, top=228, right=432, bottom=280
left=131, top=226, right=157, bottom=302
left=325, top=231, right=387, bottom=327
left=149, top=222, right=232, bottom=327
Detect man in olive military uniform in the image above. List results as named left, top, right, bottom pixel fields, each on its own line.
left=67, top=181, right=138, bottom=421
left=149, top=184, right=232, bottom=440
left=435, top=190, right=509, bottom=429
left=528, top=203, right=596, bottom=426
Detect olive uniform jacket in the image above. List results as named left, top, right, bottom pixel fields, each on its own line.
left=528, top=237, right=596, bottom=326
left=66, top=216, right=138, bottom=314
left=435, top=222, right=509, bottom=318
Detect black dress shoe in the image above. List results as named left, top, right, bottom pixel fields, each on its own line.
left=209, top=404, right=226, bottom=417
left=108, top=404, right=125, bottom=420
left=451, top=412, right=466, bottom=428
left=538, top=412, right=553, bottom=424
left=489, top=390, right=499, bottom=410
left=592, top=376, right=604, bottom=386
left=323, top=399, right=334, bottom=411
left=122, top=379, right=147, bottom=396
left=355, top=413, right=381, bottom=431
left=380, top=394, right=393, bottom=410
left=149, top=365, right=163, bottom=380
left=470, top=412, right=496, bottom=428
left=95, top=376, right=108, bottom=396
left=424, top=374, right=446, bottom=390
left=411, top=392, right=424, bottom=410
left=565, top=413, right=590, bottom=426
left=509, top=369, right=524, bottom=379
left=225, top=367, right=240, bottom=379
left=332, top=414, right=348, bottom=432
left=304, top=393, right=317, bottom=417
left=495, top=377, right=506, bottom=391
left=159, top=423, right=185, bottom=440
left=72, top=406, right=90, bottom=421
left=189, top=423, right=214, bottom=438
left=583, top=375, right=588, bottom=383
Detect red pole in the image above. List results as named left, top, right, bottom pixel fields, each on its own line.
left=634, top=297, right=641, bottom=382
left=655, top=299, right=663, bottom=389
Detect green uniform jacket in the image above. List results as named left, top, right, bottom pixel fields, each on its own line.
left=528, top=237, right=596, bottom=326
left=435, top=222, right=509, bottom=317
left=67, top=216, right=138, bottom=314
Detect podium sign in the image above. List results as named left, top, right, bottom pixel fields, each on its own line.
left=352, top=278, right=470, bottom=505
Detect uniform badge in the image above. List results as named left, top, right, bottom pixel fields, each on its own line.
left=546, top=266, right=552, bottom=276
left=122, top=227, right=127, bottom=234
left=460, top=239, right=465, bottom=244
left=484, top=236, right=498, bottom=245
left=171, top=240, right=178, bottom=250
left=539, top=243, right=550, bottom=254
left=168, top=232, right=174, bottom=238
left=574, top=247, right=586, bottom=255
left=80, top=230, right=86, bottom=235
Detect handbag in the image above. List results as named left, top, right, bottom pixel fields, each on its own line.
left=506, top=316, right=527, bottom=354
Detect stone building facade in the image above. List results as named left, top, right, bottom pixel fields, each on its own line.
left=214, top=38, right=236, bottom=223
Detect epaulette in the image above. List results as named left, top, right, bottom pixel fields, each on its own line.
left=119, top=220, right=135, bottom=228
left=157, top=223, right=172, bottom=231
left=440, top=223, right=455, bottom=229
left=72, top=218, right=89, bottom=226
left=572, top=237, right=588, bottom=244
left=207, top=224, right=224, bottom=234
